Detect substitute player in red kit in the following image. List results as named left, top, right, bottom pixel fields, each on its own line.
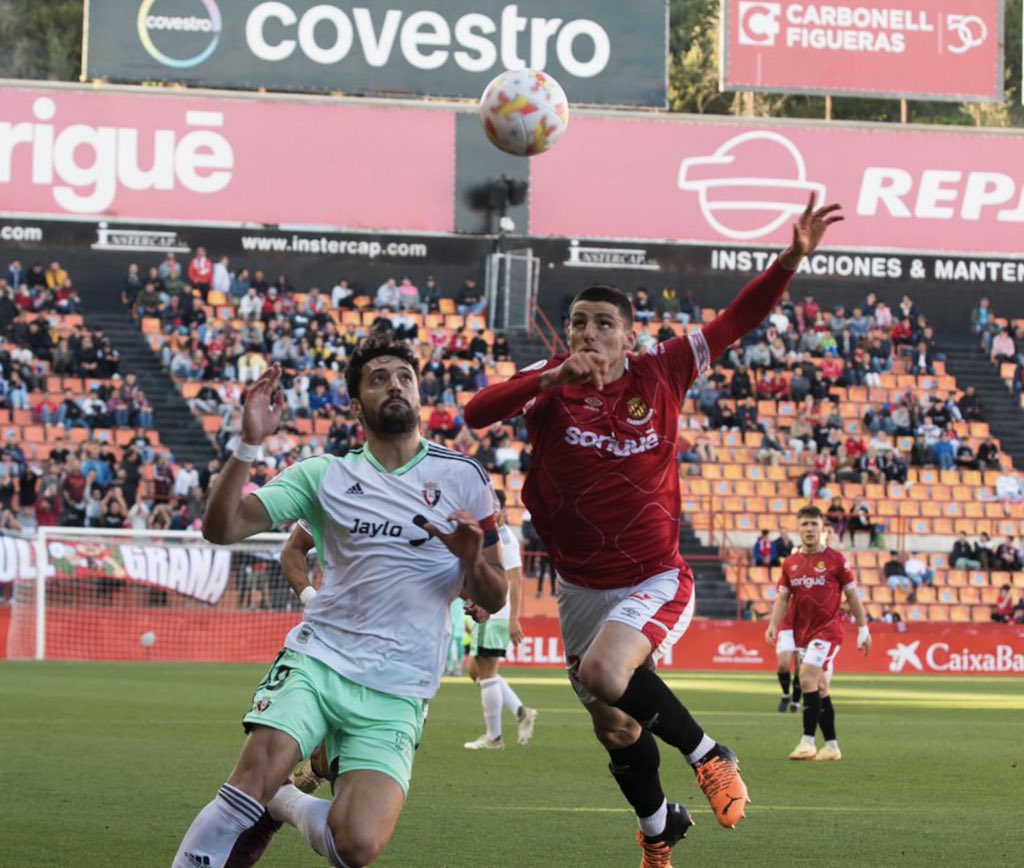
left=465, top=196, right=842, bottom=865
left=765, top=505, right=871, bottom=762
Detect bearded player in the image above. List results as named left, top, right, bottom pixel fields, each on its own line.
left=765, top=505, right=871, bottom=761
left=465, top=196, right=842, bottom=865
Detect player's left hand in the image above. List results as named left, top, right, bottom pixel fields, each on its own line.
left=857, top=625, right=872, bottom=655
left=509, top=619, right=524, bottom=646
left=423, top=510, right=484, bottom=563
left=780, top=194, right=844, bottom=268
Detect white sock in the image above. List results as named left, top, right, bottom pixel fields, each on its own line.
left=172, top=784, right=262, bottom=867
left=479, top=677, right=503, bottom=740
left=825, top=739, right=839, bottom=750
left=685, top=734, right=717, bottom=766
left=268, top=784, right=333, bottom=859
left=801, top=734, right=816, bottom=746
left=637, top=799, right=668, bottom=838
left=497, top=676, right=524, bottom=719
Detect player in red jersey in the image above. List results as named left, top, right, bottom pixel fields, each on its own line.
left=765, top=505, right=871, bottom=762
left=465, top=196, right=842, bottom=864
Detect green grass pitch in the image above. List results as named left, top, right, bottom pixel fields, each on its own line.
left=1, top=663, right=1019, bottom=866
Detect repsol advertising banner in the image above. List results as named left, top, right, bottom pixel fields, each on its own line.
left=83, top=0, right=668, bottom=107
left=721, top=0, right=1003, bottom=102
left=528, top=114, right=1024, bottom=258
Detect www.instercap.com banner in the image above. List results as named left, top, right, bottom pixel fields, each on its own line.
left=83, top=0, right=668, bottom=107
left=721, top=0, right=1003, bottom=102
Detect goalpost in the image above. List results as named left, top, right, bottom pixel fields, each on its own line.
left=3, top=527, right=310, bottom=662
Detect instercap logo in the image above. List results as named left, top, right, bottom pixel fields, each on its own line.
left=946, top=14, right=987, bottom=55
left=887, top=640, right=923, bottom=673
left=677, top=131, right=826, bottom=241
left=138, top=0, right=222, bottom=69
left=738, top=1, right=781, bottom=46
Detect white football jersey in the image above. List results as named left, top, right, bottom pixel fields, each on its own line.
left=254, top=440, right=497, bottom=699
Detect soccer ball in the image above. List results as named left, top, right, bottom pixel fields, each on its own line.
left=140, top=631, right=156, bottom=648
left=479, top=68, right=569, bottom=157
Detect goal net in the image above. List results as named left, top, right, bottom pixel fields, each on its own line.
left=4, top=527, right=310, bottom=662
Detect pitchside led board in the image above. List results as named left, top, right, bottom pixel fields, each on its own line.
left=83, top=0, right=668, bottom=107
left=721, top=0, right=1004, bottom=102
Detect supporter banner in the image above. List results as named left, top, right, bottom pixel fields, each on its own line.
left=529, top=115, right=1024, bottom=257
left=509, top=618, right=1024, bottom=675
left=0, top=536, right=233, bottom=605
left=84, top=0, right=667, bottom=107
left=721, top=0, right=1003, bottom=102
left=0, top=84, right=455, bottom=231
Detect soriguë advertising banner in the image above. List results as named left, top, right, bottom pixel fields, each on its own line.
left=528, top=114, right=1024, bottom=257
left=0, top=84, right=455, bottom=232
left=721, top=0, right=1003, bottom=101
left=83, top=0, right=668, bottom=107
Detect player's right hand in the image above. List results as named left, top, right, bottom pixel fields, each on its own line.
left=765, top=624, right=778, bottom=645
left=241, top=364, right=285, bottom=444
left=542, top=351, right=610, bottom=391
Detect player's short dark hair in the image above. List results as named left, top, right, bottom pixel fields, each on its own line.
left=570, top=285, right=633, bottom=327
left=796, top=504, right=824, bottom=522
left=495, top=489, right=507, bottom=509
left=346, top=332, right=418, bottom=401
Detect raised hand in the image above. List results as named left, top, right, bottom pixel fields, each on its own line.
left=779, top=194, right=844, bottom=268
left=241, top=364, right=285, bottom=445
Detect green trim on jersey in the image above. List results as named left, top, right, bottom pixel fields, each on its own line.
left=361, top=438, right=430, bottom=477
left=252, top=454, right=334, bottom=560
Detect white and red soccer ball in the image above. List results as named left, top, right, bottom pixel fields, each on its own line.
left=479, top=68, right=570, bottom=157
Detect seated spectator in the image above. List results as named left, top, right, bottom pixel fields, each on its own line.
left=492, top=333, right=511, bottom=362
left=883, top=551, right=915, bottom=596
left=772, top=528, right=794, bottom=564
left=995, top=536, right=1021, bottom=572
left=957, top=386, right=983, bottom=422
left=951, top=531, right=982, bottom=569
left=752, top=529, right=774, bottom=566
left=991, top=326, right=1016, bottom=364
left=975, top=532, right=995, bottom=569
left=427, top=404, right=456, bottom=439
left=847, top=498, right=875, bottom=547
left=455, top=278, right=486, bottom=317
left=903, top=553, right=935, bottom=588
left=825, top=496, right=847, bottom=542
left=995, top=469, right=1024, bottom=502
left=756, top=424, right=786, bottom=466
left=633, top=288, right=655, bottom=324
left=955, top=442, right=978, bottom=472
left=930, top=431, right=957, bottom=470
left=991, top=584, right=1016, bottom=623
left=976, top=437, right=1000, bottom=470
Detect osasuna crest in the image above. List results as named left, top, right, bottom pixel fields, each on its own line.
left=422, top=482, right=441, bottom=507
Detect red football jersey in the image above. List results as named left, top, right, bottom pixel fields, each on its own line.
left=778, top=547, right=857, bottom=647
left=512, top=332, right=710, bottom=590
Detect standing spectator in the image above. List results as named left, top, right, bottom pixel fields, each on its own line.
left=212, top=256, right=231, bottom=298
left=173, top=459, right=200, bottom=499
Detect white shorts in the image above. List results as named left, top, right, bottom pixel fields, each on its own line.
left=775, top=629, right=796, bottom=655
left=557, top=569, right=695, bottom=704
left=798, top=637, right=840, bottom=684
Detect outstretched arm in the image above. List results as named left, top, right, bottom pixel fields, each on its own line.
left=703, top=196, right=843, bottom=361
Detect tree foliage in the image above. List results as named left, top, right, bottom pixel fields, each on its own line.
left=0, top=0, right=82, bottom=81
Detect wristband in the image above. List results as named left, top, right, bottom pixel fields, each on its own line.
left=857, top=625, right=870, bottom=643
left=233, top=441, right=261, bottom=463
left=299, top=586, right=318, bottom=606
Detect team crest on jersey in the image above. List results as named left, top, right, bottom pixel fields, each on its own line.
left=625, top=395, right=654, bottom=426
left=815, top=561, right=826, bottom=572
left=422, top=482, right=441, bottom=507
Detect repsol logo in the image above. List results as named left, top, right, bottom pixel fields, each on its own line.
left=244, top=3, right=612, bottom=77
left=349, top=517, right=404, bottom=538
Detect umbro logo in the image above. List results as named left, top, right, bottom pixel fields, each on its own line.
left=346, top=483, right=364, bottom=495
left=184, top=854, right=212, bottom=867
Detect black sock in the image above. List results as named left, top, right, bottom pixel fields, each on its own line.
left=819, top=696, right=836, bottom=741
left=612, top=666, right=705, bottom=755
left=792, top=679, right=803, bottom=705
left=802, top=690, right=821, bottom=738
left=607, top=730, right=665, bottom=819
left=777, top=671, right=791, bottom=695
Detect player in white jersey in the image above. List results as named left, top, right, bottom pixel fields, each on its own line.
left=172, top=333, right=507, bottom=868
left=464, top=489, right=539, bottom=750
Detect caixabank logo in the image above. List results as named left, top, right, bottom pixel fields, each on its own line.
left=137, top=0, right=222, bottom=68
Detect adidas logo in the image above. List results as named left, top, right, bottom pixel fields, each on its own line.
left=346, top=483, right=364, bottom=495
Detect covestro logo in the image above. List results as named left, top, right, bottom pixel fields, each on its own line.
left=138, top=0, right=222, bottom=69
